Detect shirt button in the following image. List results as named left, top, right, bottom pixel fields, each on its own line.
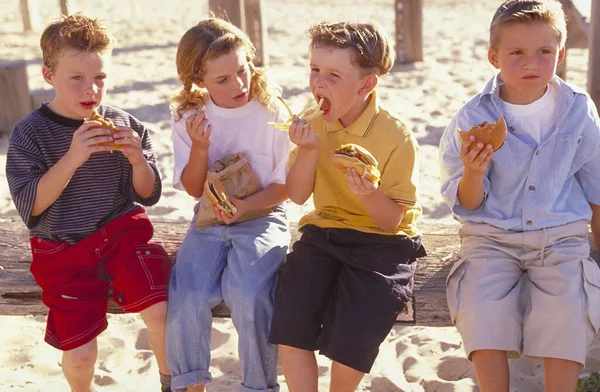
left=526, top=220, right=533, bottom=226
left=529, top=185, right=535, bottom=191
left=535, top=151, right=539, bottom=155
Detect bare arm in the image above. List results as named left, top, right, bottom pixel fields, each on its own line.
left=241, top=183, right=288, bottom=210
left=590, top=203, right=600, bottom=249
left=287, top=148, right=318, bottom=205
left=359, top=189, right=406, bottom=233
left=179, top=112, right=212, bottom=198
left=180, top=148, right=210, bottom=198
left=286, top=118, right=319, bottom=205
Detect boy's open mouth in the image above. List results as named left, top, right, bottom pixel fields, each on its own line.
left=81, top=101, right=96, bottom=109
left=316, top=95, right=331, bottom=114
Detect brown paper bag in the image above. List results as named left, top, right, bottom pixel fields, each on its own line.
left=196, top=152, right=272, bottom=229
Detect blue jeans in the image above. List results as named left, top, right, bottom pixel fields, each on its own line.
left=166, top=206, right=289, bottom=392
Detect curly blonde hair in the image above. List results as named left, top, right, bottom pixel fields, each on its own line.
left=490, top=0, right=567, bottom=50
left=40, top=13, right=113, bottom=72
left=171, top=18, right=275, bottom=121
left=308, top=21, right=394, bottom=77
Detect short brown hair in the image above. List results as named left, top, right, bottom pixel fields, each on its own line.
left=308, top=22, right=394, bottom=76
left=40, top=13, right=113, bottom=71
left=490, top=0, right=567, bottom=50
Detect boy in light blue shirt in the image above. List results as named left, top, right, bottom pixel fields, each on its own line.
left=439, top=1, right=600, bottom=391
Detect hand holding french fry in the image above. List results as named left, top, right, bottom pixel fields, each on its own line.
left=288, top=118, right=319, bottom=150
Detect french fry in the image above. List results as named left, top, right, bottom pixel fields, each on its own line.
left=268, top=97, right=324, bottom=131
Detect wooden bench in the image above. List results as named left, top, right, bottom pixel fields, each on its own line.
left=1, top=216, right=599, bottom=326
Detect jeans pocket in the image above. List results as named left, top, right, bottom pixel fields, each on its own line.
left=446, top=257, right=469, bottom=325
left=581, top=258, right=600, bottom=333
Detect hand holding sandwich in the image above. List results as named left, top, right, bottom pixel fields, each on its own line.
left=212, top=196, right=248, bottom=224
left=65, top=121, right=114, bottom=168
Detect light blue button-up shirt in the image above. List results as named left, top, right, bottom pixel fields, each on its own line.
left=439, top=74, right=600, bottom=231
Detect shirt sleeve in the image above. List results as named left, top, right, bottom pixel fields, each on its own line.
left=171, top=115, right=193, bottom=191
left=439, top=114, right=490, bottom=214
left=575, top=97, right=600, bottom=205
left=379, top=131, right=419, bottom=206
left=265, top=103, right=293, bottom=185
left=5, top=124, right=47, bottom=229
left=127, top=122, right=162, bottom=206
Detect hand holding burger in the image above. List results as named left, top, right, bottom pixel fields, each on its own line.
left=86, top=110, right=120, bottom=151
left=457, top=115, right=507, bottom=152
left=332, top=143, right=381, bottom=184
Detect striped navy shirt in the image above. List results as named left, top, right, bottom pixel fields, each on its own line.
left=6, top=104, right=162, bottom=244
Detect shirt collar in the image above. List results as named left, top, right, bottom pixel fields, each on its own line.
left=476, top=73, right=579, bottom=112
left=324, top=90, right=380, bottom=137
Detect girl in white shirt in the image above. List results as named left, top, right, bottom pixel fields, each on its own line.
left=166, top=18, right=291, bottom=392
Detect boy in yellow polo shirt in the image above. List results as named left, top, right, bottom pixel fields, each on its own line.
left=269, top=21, right=426, bottom=390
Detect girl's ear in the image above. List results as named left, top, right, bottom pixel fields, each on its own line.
left=42, top=66, right=54, bottom=85
left=193, top=78, right=205, bottom=89
left=359, top=73, right=378, bottom=97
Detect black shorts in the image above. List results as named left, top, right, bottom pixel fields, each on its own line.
left=269, top=225, right=426, bottom=373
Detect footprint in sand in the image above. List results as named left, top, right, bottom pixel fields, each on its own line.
left=436, top=357, right=474, bottom=382
left=94, top=374, right=117, bottom=386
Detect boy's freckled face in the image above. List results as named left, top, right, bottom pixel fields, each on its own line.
left=43, top=48, right=110, bottom=120
left=199, top=47, right=251, bottom=109
left=488, top=22, right=565, bottom=105
left=309, top=46, right=369, bottom=127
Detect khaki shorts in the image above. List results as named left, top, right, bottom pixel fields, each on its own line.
left=446, top=220, right=600, bottom=366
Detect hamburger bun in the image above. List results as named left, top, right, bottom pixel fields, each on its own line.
left=331, top=143, right=381, bottom=183
left=86, top=110, right=120, bottom=151
left=204, top=179, right=237, bottom=218
left=458, top=115, right=507, bottom=152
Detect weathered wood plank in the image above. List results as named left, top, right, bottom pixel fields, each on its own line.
left=394, top=0, right=423, bottom=64
left=0, top=60, right=32, bottom=134
left=208, top=0, right=245, bottom=30
left=2, top=217, right=598, bottom=326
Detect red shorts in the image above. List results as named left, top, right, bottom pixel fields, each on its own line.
left=29, top=210, right=171, bottom=351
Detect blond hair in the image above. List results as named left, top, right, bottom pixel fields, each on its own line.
left=490, top=0, right=567, bottom=50
left=308, top=21, right=395, bottom=76
left=40, top=13, right=113, bottom=72
left=171, top=18, right=274, bottom=121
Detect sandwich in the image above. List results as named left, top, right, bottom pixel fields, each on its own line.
left=332, top=143, right=381, bottom=183
left=458, top=115, right=507, bottom=152
left=204, top=179, right=237, bottom=218
left=86, top=110, right=120, bottom=150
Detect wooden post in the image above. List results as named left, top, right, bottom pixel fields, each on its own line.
left=588, top=0, right=600, bottom=110
left=60, top=0, right=69, bottom=16
left=244, top=0, right=268, bottom=66
left=20, top=0, right=40, bottom=32
left=395, top=0, right=423, bottom=63
left=208, top=0, right=245, bottom=30
left=0, top=61, right=31, bottom=134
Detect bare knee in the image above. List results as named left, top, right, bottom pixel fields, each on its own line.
left=140, top=301, right=168, bottom=330
left=63, top=341, right=97, bottom=370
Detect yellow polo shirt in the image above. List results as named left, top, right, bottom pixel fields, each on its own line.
left=293, top=91, right=422, bottom=237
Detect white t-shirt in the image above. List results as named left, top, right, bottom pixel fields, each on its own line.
left=501, top=83, right=557, bottom=145
left=171, top=96, right=292, bottom=193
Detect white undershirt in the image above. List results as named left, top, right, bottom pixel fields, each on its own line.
left=501, top=83, right=557, bottom=145
left=171, top=96, right=292, bottom=193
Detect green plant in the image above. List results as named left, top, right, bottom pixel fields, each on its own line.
left=577, top=372, right=600, bottom=392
